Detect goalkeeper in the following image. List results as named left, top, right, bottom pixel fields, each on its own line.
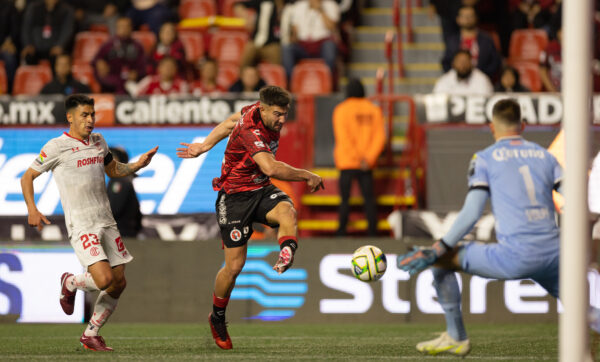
left=398, top=99, right=562, bottom=356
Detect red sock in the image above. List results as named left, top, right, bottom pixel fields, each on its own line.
left=213, top=293, right=230, bottom=320
left=278, top=236, right=298, bottom=253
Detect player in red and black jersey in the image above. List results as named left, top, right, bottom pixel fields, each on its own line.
left=177, top=86, right=323, bottom=350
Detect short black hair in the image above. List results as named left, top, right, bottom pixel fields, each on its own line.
left=492, top=98, right=521, bottom=126
left=346, top=78, right=365, bottom=98
left=65, top=94, right=94, bottom=112
left=259, top=86, right=291, bottom=108
left=453, top=49, right=471, bottom=61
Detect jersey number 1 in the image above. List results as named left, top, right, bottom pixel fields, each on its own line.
left=518, top=165, right=539, bottom=206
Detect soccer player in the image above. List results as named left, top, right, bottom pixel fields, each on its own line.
left=397, top=99, right=562, bottom=356
left=20, top=94, right=158, bottom=351
left=177, top=86, right=324, bottom=350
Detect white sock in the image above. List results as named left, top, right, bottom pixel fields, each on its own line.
left=84, top=291, right=118, bottom=337
left=67, top=272, right=99, bottom=292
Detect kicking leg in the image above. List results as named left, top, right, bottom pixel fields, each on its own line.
left=210, top=244, right=247, bottom=350
left=266, top=201, right=298, bottom=274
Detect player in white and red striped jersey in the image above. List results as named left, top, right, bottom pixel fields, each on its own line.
left=20, top=94, right=158, bottom=352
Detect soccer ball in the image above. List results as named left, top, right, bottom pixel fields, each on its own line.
left=351, top=245, right=387, bottom=282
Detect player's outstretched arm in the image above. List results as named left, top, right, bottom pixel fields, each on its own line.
left=397, top=188, right=488, bottom=275
left=20, top=168, right=51, bottom=231
left=105, top=146, right=159, bottom=178
left=253, top=152, right=324, bottom=192
left=176, top=112, right=241, bottom=159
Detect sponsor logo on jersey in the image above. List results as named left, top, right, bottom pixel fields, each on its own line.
left=77, top=156, right=104, bottom=168
left=230, top=228, right=242, bottom=242
left=90, top=247, right=100, bottom=257
left=254, top=141, right=265, bottom=148
left=38, top=150, right=47, bottom=164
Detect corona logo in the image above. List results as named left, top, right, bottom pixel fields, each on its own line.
left=227, top=244, right=307, bottom=321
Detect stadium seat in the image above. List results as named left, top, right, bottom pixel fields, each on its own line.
left=73, top=31, right=110, bottom=63
left=258, top=63, right=287, bottom=89
left=0, top=61, right=6, bottom=95
left=209, top=31, right=248, bottom=65
left=179, top=31, right=205, bottom=63
left=510, top=60, right=542, bottom=92
left=179, top=0, right=217, bottom=19
left=217, top=61, right=240, bottom=90
left=12, top=64, right=52, bottom=95
left=508, top=29, right=548, bottom=63
left=290, top=60, right=332, bottom=95
left=132, top=30, right=157, bottom=55
left=72, top=63, right=101, bottom=93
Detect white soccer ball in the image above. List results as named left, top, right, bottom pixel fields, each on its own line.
left=351, top=245, right=387, bottom=282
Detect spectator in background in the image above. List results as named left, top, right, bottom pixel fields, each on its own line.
left=282, top=0, right=340, bottom=79
left=429, top=0, right=461, bottom=47
left=494, top=66, right=529, bottom=92
left=126, top=0, right=176, bottom=35
left=229, top=65, right=267, bottom=94
left=66, top=0, right=129, bottom=35
left=539, top=27, right=561, bottom=92
left=510, top=0, right=552, bottom=32
left=0, top=0, right=19, bottom=94
left=136, top=56, right=188, bottom=95
left=434, top=49, right=493, bottom=95
left=441, top=5, right=501, bottom=80
left=93, top=17, right=146, bottom=94
left=191, top=58, right=225, bottom=95
left=107, top=146, right=142, bottom=238
left=235, top=0, right=284, bottom=67
left=21, top=0, right=75, bottom=65
left=40, top=54, right=91, bottom=95
left=149, top=22, right=187, bottom=78
left=333, top=78, right=384, bottom=237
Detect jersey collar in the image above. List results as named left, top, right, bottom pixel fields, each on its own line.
left=63, top=132, right=90, bottom=145
left=495, top=135, right=523, bottom=143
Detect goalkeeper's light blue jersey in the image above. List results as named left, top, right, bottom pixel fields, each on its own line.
left=468, top=136, right=562, bottom=246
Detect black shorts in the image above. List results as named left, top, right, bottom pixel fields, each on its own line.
left=216, top=184, right=293, bottom=248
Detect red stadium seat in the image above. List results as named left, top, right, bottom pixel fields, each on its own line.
left=509, top=29, right=548, bottom=63
left=209, top=31, right=248, bottom=65
left=258, top=63, right=287, bottom=89
left=290, top=60, right=332, bottom=95
left=217, top=61, right=240, bottom=90
left=73, top=31, right=110, bottom=63
left=0, top=61, right=6, bottom=95
left=179, top=31, right=205, bottom=63
left=13, top=64, right=52, bottom=95
left=132, top=30, right=157, bottom=55
left=179, top=0, right=217, bottom=19
left=72, top=63, right=101, bottom=93
left=510, top=60, right=542, bottom=92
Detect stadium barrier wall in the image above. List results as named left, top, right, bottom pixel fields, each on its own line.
left=3, top=240, right=599, bottom=324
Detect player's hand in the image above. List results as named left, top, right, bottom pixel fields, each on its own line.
left=273, top=246, right=294, bottom=274
left=306, top=172, right=324, bottom=192
left=176, top=142, right=206, bottom=158
left=136, top=146, right=158, bottom=169
left=397, top=240, right=449, bottom=275
left=28, top=209, right=50, bottom=232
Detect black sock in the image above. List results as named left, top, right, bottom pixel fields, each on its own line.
left=213, top=304, right=226, bottom=320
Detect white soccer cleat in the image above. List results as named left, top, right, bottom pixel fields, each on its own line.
left=416, top=332, right=471, bottom=356
left=273, top=246, right=294, bottom=274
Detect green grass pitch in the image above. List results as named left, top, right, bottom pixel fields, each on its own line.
left=0, top=322, right=562, bottom=360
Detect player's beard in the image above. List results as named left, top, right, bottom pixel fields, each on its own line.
left=456, top=68, right=472, bottom=80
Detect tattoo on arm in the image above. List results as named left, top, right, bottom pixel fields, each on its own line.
left=112, top=161, right=137, bottom=177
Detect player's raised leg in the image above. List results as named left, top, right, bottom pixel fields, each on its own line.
left=209, top=244, right=247, bottom=350
left=266, top=201, right=298, bottom=274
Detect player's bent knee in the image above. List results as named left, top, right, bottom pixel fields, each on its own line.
left=277, top=203, right=297, bottom=225
left=94, top=273, right=114, bottom=290
left=225, top=259, right=245, bottom=277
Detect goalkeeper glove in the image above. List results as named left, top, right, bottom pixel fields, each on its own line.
left=397, top=240, right=450, bottom=275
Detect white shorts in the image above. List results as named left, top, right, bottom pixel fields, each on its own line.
left=70, top=225, right=133, bottom=268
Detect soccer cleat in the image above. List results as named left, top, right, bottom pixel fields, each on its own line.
left=273, top=246, right=294, bottom=274
left=208, top=313, right=232, bottom=350
left=59, top=272, right=76, bottom=315
left=80, top=335, right=113, bottom=351
left=416, top=332, right=471, bottom=356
